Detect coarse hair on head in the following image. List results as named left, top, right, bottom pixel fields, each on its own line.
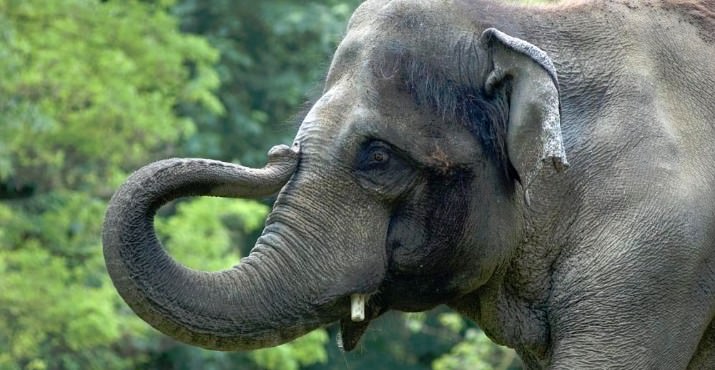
left=371, top=35, right=516, bottom=184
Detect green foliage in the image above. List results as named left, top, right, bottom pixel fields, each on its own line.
left=156, top=197, right=268, bottom=271
left=0, top=193, right=147, bottom=369
left=251, top=331, right=329, bottom=370
left=0, top=0, right=220, bottom=368
left=174, top=0, right=359, bottom=166
left=432, top=314, right=520, bottom=370
left=0, top=0, right=220, bottom=193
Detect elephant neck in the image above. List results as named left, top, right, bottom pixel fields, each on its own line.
left=450, top=178, right=569, bottom=367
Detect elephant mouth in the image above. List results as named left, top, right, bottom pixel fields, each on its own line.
left=335, top=271, right=455, bottom=351
left=338, top=293, right=387, bottom=351
left=311, top=263, right=388, bottom=351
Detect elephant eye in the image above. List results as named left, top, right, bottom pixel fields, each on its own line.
left=358, top=141, right=393, bottom=171
left=369, top=148, right=389, bottom=164
left=355, top=139, right=416, bottom=198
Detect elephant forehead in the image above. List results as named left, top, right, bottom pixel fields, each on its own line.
left=352, top=0, right=454, bottom=28
left=328, top=0, right=466, bottom=85
left=350, top=0, right=471, bottom=48
left=330, top=4, right=485, bottom=98
left=297, top=81, right=371, bottom=142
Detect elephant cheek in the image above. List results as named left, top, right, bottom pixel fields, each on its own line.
left=386, top=215, right=429, bottom=272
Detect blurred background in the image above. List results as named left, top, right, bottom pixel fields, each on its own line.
left=0, top=0, right=537, bottom=369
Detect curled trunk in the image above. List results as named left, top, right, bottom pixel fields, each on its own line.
left=102, top=145, right=327, bottom=350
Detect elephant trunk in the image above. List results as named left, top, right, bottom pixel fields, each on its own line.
left=102, top=144, right=335, bottom=350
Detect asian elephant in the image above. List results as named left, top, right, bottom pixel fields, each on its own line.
left=102, top=0, right=715, bottom=368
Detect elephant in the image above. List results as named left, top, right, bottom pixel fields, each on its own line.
left=102, top=0, right=715, bottom=368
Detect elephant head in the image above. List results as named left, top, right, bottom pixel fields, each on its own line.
left=103, top=0, right=567, bottom=352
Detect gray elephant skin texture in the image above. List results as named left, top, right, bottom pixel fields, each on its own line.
left=102, top=0, right=715, bottom=369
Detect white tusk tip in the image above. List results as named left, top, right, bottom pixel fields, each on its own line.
left=350, top=294, right=366, bottom=322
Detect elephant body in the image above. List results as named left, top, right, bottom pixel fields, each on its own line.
left=103, top=1, right=715, bottom=368
left=441, top=1, right=715, bottom=368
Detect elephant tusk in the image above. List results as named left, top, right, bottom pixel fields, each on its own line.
left=350, top=294, right=367, bottom=322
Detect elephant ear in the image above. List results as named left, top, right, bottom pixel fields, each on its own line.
left=479, top=28, right=568, bottom=189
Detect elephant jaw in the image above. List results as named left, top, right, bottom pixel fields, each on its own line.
left=339, top=318, right=371, bottom=351
left=307, top=253, right=388, bottom=351
left=306, top=285, right=382, bottom=352
left=338, top=294, right=370, bottom=350
left=339, top=293, right=385, bottom=351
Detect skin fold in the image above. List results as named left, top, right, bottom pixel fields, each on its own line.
left=103, top=0, right=715, bottom=368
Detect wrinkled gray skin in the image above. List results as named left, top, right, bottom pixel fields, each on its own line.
left=103, top=0, right=715, bottom=368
